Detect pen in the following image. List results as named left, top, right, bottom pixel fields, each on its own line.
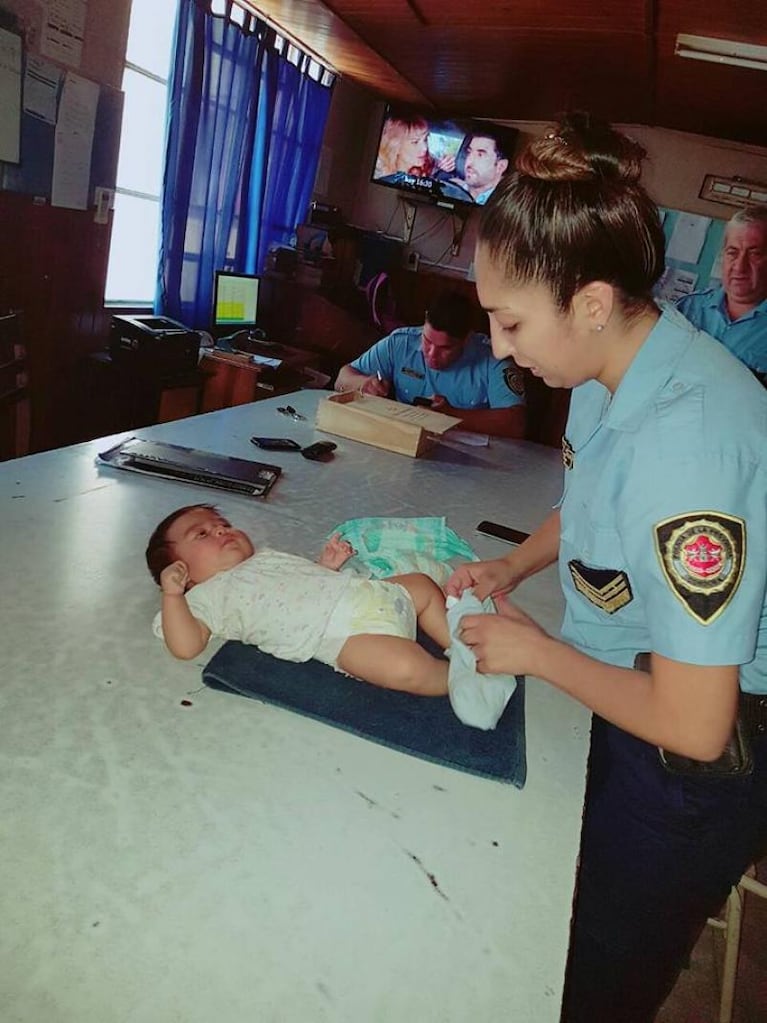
left=376, top=370, right=382, bottom=382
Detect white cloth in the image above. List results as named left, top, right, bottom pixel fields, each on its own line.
left=152, top=549, right=354, bottom=663
left=445, top=590, right=517, bottom=730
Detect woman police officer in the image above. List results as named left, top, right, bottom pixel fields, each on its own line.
left=447, top=112, right=767, bottom=1021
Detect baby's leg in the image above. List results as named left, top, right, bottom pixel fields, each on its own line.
left=385, top=572, right=450, bottom=651
left=336, top=635, right=448, bottom=695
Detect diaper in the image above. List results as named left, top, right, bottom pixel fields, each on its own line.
left=314, top=578, right=417, bottom=671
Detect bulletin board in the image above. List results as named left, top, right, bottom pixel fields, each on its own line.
left=0, top=21, right=22, bottom=164
left=0, top=19, right=123, bottom=210
left=655, top=207, right=726, bottom=303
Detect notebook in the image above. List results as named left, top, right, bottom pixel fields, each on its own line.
left=96, top=436, right=281, bottom=498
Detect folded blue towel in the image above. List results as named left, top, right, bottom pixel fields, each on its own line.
left=202, top=638, right=526, bottom=786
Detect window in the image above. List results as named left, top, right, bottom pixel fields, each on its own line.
left=105, top=1, right=334, bottom=307
left=104, top=0, right=177, bottom=305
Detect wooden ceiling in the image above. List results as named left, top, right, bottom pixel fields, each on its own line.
left=248, top=0, right=767, bottom=147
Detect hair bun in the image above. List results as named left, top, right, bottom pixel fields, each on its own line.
left=517, top=111, right=645, bottom=184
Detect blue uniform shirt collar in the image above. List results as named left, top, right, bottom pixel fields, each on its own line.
left=711, top=285, right=767, bottom=325
left=601, top=307, right=694, bottom=432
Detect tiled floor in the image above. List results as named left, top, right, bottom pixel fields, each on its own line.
left=657, top=858, right=767, bottom=1023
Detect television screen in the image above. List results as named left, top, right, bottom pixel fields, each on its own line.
left=370, top=106, right=518, bottom=209
left=212, top=271, right=260, bottom=334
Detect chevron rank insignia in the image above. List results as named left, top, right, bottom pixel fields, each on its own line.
left=562, top=436, right=574, bottom=470
left=568, top=560, right=634, bottom=614
left=654, top=512, right=745, bottom=624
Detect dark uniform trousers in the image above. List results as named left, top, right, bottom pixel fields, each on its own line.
left=561, top=715, right=767, bottom=1023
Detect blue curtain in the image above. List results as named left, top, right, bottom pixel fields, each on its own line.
left=248, top=53, right=333, bottom=274
left=157, top=0, right=333, bottom=328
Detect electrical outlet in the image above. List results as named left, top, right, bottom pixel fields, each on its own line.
left=402, top=202, right=416, bottom=241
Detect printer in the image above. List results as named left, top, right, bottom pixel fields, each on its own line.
left=109, top=315, right=200, bottom=375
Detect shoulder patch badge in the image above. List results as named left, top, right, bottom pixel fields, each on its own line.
left=562, top=436, right=574, bottom=470
left=503, top=365, right=525, bottom=396
left=654, top=512, right=745, bottom=624
left=568, top=561, right=634, bottom=614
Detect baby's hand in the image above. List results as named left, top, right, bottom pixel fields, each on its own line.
left=318, top=533, right=356, bottom=570
left=160, top=560, right=190, bottom=595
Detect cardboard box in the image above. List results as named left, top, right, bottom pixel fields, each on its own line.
left=316, top=392, right=461, bottom=457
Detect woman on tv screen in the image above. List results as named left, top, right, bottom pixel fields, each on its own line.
left=374, top=110, right=436, bottom=180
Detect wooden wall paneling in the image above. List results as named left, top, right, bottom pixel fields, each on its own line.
left=253, top=0, right=767, bottom=145
left=0, top=191, right=114, bottom=454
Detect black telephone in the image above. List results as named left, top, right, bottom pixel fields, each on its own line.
left=219, top=328, right=268, bottom=351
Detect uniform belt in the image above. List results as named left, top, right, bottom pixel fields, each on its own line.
left=739, top=691, right=767, bottom=739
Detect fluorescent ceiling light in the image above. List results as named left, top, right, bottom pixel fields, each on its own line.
left=675, top=34, right=767, bottom=72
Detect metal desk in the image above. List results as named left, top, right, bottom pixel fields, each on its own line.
left=0, top=390, right=589, bottom=1023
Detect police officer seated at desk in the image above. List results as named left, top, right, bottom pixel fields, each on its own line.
left=334, top=290, right=526, bottom=438
left=676, top=204, right=767, bottom=386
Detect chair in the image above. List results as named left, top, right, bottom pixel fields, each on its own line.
left=0, top=311, right=30, bottom=460
left=707, top=864, right=767, bottom=1023
left=364, top=271, right=404, bottom=336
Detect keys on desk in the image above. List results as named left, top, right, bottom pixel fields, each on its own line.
left=277, top=405, right=306, bottom=421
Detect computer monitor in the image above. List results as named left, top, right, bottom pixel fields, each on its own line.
left=212, top=270, right=260, bottom=338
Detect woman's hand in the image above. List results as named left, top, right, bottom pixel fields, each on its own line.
left=318, top=533, right=356, bottom=570
left=445, top=558, right=519, bottom=601
left=459, top=600, right=550, bottom=676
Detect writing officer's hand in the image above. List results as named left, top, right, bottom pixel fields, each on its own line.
left=445, top=558, right=519, bottom=601
left=160, top=560, right=190, bottom=596
left=429, top=394, right=456, bottom=415
left=360, top=374, right=390, bottom=397
left=459, top=600, right=550, bottom=676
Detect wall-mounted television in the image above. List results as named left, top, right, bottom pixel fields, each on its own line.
left=211, top=270, right=260, bottom=337
left=370, top=105, right=519, bottom=210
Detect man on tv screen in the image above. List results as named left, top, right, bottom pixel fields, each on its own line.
left=447, top=129, right=510, bottom=205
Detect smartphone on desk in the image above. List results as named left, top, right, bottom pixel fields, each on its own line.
left=250, top=436, right=302, bottom=451
left=476, top=521, right=530, bottom=546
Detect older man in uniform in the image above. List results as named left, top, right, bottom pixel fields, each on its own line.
left=676, top=204, right=767, bottom=381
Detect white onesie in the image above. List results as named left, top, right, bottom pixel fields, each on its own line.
left=152, top=548, right=416, bottom=667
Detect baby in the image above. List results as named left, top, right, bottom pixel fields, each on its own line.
left=146, top=503, right=454, bottom=695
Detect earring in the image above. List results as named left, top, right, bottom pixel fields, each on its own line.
left=595, top=324, right=605, bottom=332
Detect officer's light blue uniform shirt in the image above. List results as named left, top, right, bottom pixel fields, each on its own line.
left=559, top=307, right=767, bottom=694
left=676, top=286, right=767, bottom=373
left=350, top=326, right=525, bottom=409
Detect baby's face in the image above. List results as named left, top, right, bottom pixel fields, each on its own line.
left=166, top=507, right=254, bottom=585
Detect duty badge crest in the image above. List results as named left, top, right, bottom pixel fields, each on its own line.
left=654, top=512, right=745, bottom=624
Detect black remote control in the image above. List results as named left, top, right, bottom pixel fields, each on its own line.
left=301, top=441, right=337, bottom=462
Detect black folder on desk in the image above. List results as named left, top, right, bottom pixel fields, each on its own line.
left=97, top=437, right=281, bottom=498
